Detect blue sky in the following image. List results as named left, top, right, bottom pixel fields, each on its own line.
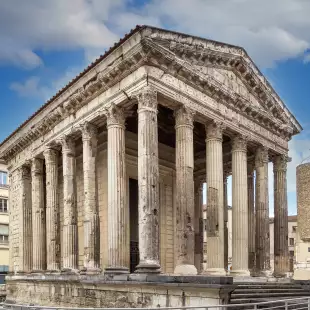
left=1, top=0, right=310, bottom=215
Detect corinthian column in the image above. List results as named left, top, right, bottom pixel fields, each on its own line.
left=18, top=165, right=32, bottom=273
left=31, top=158, right=46, bottom=272
left=105, top=103, right=129, bottom=274
left=174, top=106, right=197, bottom=275
left=223, top=171, right=229, bottom=271
left=231, top=135, right=250, bottom=276
left=205, top=121, right=226, bottom=275
left=248, top=161, right=255, bottom=272
left=255, top=146, right=270, bottom=276
left=44, top=148, right=60, bottom=272
left=135, top=86, right=160, bottom=273
left=194, top=180, right=203, bottom=273
left=60, top=136, right=78, bottom=272
left=273, top=155, right=290, bottom=277
left=81, top=122, right=100, bottom=273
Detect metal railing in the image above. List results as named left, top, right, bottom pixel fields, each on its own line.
left=1, top=297, right=310, bottom=310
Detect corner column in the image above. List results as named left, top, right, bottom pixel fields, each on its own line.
left=205, top=121, right=226, bottom=275
left=44, top=147, right=60, bottom=272
left=60, top=136, right=78, bottom=272
left=255, top=146, right=270, bottom=276
left=135, top=86, right=160, bottom=273
left=273, top=155, right=289, bottom=277
left=31, top=158, right=46, bottom=272
left=18, top=165, right=32, bottom=273
left=81, top=122, right=100, bottom=273
left=174, top=106, right=197, bottom=275
left=231, top=135, right=250, bottom=276
left=248, top=161, right=255, bottom=273
left=194, top=180, right=203, bottom=273
left=223, top=171, right=229, bottom=272
left=105, top=103, right=129, bottom=274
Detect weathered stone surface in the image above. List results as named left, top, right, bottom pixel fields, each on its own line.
left=194, top=180, right=203, bottom=273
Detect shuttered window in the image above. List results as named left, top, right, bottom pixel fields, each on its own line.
left=0, top=199, right=7, bottom=213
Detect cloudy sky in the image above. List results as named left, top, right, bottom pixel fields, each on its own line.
left=1, top=0, right=310, bottom=215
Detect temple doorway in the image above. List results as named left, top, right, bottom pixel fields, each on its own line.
left=129, top=178, right=139, bottom=273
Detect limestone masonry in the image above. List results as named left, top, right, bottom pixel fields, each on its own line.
left=0, top=25, right=301, bottom=307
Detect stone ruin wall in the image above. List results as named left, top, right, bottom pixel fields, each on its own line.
left=297, top=163, right=310, bottom=241
left=9, top=130, right=175, bottom=274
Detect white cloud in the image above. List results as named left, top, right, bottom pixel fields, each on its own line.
left=2, top=0, right=310, bottom=69
left=10, top=77, right=48, bottom=99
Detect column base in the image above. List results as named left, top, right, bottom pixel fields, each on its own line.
left=80, top=267, right=102, bottom=275
left=104, top=267, right=129, bottom=275
left=30, top=270, right=45, bottom=274
left=135, top=261, right=161, bottom=274
left=61, top=268, right=79, bottom=275
left=230, top=269, right=251, bottom=277
left=174, top=264, right=198, bottom=275
left=202, top=268, right=227, bottom=276
left=253, top=269, right=273, bottom=277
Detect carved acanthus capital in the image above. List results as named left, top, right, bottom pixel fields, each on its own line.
left=247, top=160, right=255, bottom=177
left=19, top=165, right=31, bottom=180
left=205, top=120, right=225, bottom=141
left=273, top=154, right=291, bottom=172
left=174, top=106, right=195, bottom=128
left=59, top=136, right=75, bottom=155
left=103, top=103, right=126, bottom=128
left=31, top=158, right=44, bottom=176
left=135, top=86, right=157, bottom=112
left=232, top=134, right=248, bottom=152
left=43, top=147, right=58, bottom=165
left=80, top=122, right=98, bottom=142
left=255, top=146, right=269, bottom=168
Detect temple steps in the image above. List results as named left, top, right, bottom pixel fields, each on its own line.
left=228, top=282, right=310, bottom=309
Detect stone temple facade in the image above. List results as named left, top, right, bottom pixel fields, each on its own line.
left=0, top=26, right=302, bottom=307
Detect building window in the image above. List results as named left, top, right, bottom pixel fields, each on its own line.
left=0, top=224, right=8, bottom=244
left=292, top=226, right=297, bottom=233
left=0, top=235, right=8, bottom=244
left=0, top=199, right=7, bottom=213
left=289, top=250, right=294, bottom=257
left=0, top=171, right=7, bottom=186
left=289, top=238, right=294, bottom=246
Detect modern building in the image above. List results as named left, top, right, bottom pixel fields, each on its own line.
left=0, top=26, right=301, bottom=307
left=0, top=160, right=9, bottom=283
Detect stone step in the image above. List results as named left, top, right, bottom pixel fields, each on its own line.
left=233, top=288, right=306, bottom=294
left=231, top=292, right=310, bottom=299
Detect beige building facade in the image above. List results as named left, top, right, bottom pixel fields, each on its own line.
left=0, top=26, right=302, bottom=306
left=0, top=160, right=9, bottom=283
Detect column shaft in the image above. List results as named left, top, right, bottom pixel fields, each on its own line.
left=223, top=172, right=228, bottom=271
left=44, top=148, right=60, bottom=272
left=81, top=123, right=100, bottom=273
left=31, top=158, right=46, bottom=272
left=105, top=104, right=129, bottom=274
left=248, top=162, right=255, bottom=272
left=194, top=181, right=203, bottom=273
left=18, top=165, right=32, bottom=273
left=61, top=136, right=78, bottom=271
left=273, top=155, right=289, bottom=277
left=135, top=86, right=160, bottom=273
left=231, top=135, right=250, bottom=275
left=174, top=106, right=197, bottom=275
left=255, top=146, right=270, bottom=275
left=205, top=121, right=226, bottom=275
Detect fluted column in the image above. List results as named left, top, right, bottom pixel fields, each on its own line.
left=105, top=103, right=129, bottom=274
left=223, top=171, right=229, bottom=272
left=31, top=158, right=46, bottom=272
left=174, top=106, right=197, bottom=275
left=60, top=136, right=78, bottom=272
left=273, top=155, right=290, bottom=277
left=81, top=122, right=100, bottom=273
left=255, top=146, right=270, bottom=276
left=135, top=86, right=160, bottom=273
left=44, top=148, right=60, bottom=272
left=18, top=165, right=32, bottom=273
left=248, top=161, right=255, bottom=272
left=205, top=121, right=226, bottom=275
left=194, top=180, right=203, bottom=273
left=231, top=135, right=250, bottom=276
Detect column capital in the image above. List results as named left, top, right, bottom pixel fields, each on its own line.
left=135, top=86, right=157, bottom=112
left=43, top=147, right=58, bottom=164
left=31, top=158, right=44, bottom=175
left=232, top=134, right=248, bottom=152
left=59, top=135, right=75, bottom=155
left=104, top=103, right=126, bottom=128
left=255, top=146, right=269, bottom=168
left=273, top=154, right=291, bottom=172
left=247, top=160, right=255, bottom=176
left=205, top=120, right=225, bottom=141
left=19, top=165, right=31, bottom=180
left=80, top=122, right=98, bottom=141
left=174, top=106, right=195, bottom=129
